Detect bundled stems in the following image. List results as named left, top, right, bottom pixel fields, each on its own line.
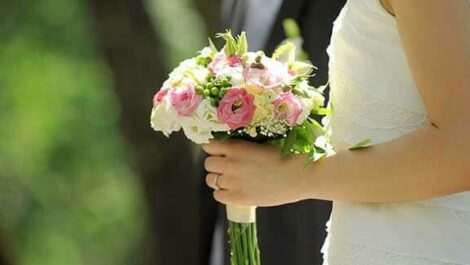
left=228, top=221, right=261, bottom=265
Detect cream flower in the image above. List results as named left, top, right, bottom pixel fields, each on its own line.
left=180, top=101, right=230, bottom=144
left=216, top=66, right=244, bottom=86
left=150, top=97, right=181, bottom=136
left=199, top=47, right=213, bottom=58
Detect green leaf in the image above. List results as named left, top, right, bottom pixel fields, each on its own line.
left=237, top=31, right=248, bottom=55
left=281, top=129, right=297, bottom=158
left=303, top=148, right=316, bottom=169
left=217, top=30, right=237, bottom=57
left=272, top=41, right=296, bottom=63
left=303, top=145, right=328, bottom=169
left=208, top=37, right=218, bottom=52
left=291, top=86, right=310, bottom=98
left=312, top=107, right=330, bottom=116
left=283, top=18, right=301, bottom=38
left=315, top=145, right=326, bottom=154
left=349, top=138, right=372, bottom=150
left=306, top=118, right=325, bottom=138
left=302, top=124, right=315, bottom=143
left=290, top=61, right=315, bottom=76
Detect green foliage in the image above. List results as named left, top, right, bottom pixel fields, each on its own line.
left=216, top=30, right=249, bottom=57
left=272, top=41, right=296, bottom=62
left=279, top=118, right=328, bottom=166
left=0, top=0, right=150, bottom=264
left=208, top=38, right=218, bottom=53
left=349, top=139, right=373, bottom=150
left=281, top=18, right=310, bottom=62
left=237, top=32, right=248, bottom=56
left=282, top=18, right=301, bottom=39
left=280, top=121, right=315, bottom=157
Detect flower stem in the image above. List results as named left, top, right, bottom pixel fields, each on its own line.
left=228, top=221, right=261, bottom=265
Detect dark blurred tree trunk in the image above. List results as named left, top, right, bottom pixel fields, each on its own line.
left=0, top=233, right=13, bottom=265
left=85, top=1, right=198, bottom=264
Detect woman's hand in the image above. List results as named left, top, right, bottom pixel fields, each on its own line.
left=202, top=140, right=310, bottom=206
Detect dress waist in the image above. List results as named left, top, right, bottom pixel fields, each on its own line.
left=327, top=196, right=470, bottom=264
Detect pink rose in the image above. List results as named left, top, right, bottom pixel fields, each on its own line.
left=217, top=87, right=256, bottom=129
left=208, top=53, right=226, bottom=73
left=273, top=91, right=302, bottom=126
left=169, top=85, right=202, bottom=116
left=208, top=53, right=243, bottom=73
left=243, top=67, right=283, bottom=90
left=153, top=88, right=169, bottom=106
left=227, top=56, right=242, bottom=67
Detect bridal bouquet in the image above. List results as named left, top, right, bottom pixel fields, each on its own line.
left=150, top=31, right=329, bottom=265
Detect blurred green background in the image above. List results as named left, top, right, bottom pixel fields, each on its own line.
left=0, top=0, right=214, bottom=264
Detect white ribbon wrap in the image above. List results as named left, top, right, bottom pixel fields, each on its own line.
left=226, top=205, right=257, bottom=223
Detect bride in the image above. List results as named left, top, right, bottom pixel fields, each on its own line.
left=203, top=0, right=470, bottom=264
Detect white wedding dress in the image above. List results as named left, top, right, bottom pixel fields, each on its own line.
left=322, top=0, right=470, bottom=264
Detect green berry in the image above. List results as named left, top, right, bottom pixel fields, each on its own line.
left=203, top=89, right=211, bottom=97
left=196, top=85, right=204, bottom=93
left=210, top=86, right=219, bottom=96
left=218, top=90, right=226, bottom=98
left=209, top=98, right=218, bottom=107
left=222, top=80, right=231, bottom=87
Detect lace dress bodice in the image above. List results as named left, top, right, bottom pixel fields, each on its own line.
left=322, top=0, right=470, bottom=264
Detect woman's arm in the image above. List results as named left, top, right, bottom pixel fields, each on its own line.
left=304, top=0, right=470, bottom=203
left=203, top=0, right=470, bottom=206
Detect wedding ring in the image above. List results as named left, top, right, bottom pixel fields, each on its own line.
left=213, top=174, right=221, bottom=190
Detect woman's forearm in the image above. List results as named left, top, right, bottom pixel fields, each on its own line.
left=300, top=125, right=470, bottom=203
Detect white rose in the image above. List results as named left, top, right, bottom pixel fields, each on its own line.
left=199, top=47, right=213, bottom=58
left=216, top=66, right=244, bottom=86
left=296, top=88, right=325, bottom=124
left=180, top=116, right=214, bottom=144
left=297, top=98, right=312, bottom=124
left=262, top=57, right=292, bottom=86
left=298, top=80, right=311, bottom=92
left=150, top=98, right=181, bottom=136
left=180, top=101, right=230, bottom=144
left=193, top=68, right=211, bottom=85
left=196, top=101, right=230, bottom=132
left=178, top=58, right=199, bottom=71
left=162, top=79, right=171, bottom=88
left=168, top=58, right=209, bottom=87
left=298, top=81, right=325, bottom=110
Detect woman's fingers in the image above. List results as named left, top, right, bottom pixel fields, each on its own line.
left=206, top=172, right=233, bottom=190
left=204, top=155, right=228, bottom=174
left=202, top=139, right=253, bottom=156
left=213, top=190, right=241, bottom=205
left=202, top=141, right=228, bottom=156
left=205, top=173, right=219, bottom=190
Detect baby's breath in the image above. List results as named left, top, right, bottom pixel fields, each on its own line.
left=242, top=116, right=289, bottom=138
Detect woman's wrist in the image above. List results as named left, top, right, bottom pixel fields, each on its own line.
left=296, top=151, right=337, bottom=202
left=289, top=153, right=322, bottom=202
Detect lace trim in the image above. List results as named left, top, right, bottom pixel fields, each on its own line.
left=323, top=235, right=469, bottom=265
left=329, top=68, right=429, bottom=133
